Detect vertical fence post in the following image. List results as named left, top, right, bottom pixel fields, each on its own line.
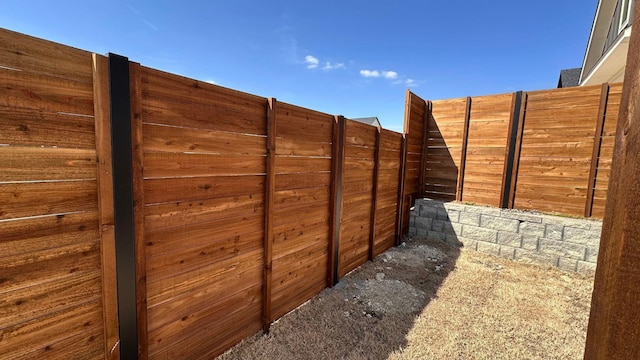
left=369, top=128, right=381, bottom=260
left=456, top=97, right=472, bottom=202
left=419, top=101, right=431, bottom=197
left=399, top=90, right=413, bottom=240
left=329, top=115, right=346, bottom=286
left=585, top=83, right=610, bottom=218
left=129, top=60, right=148, bottom=360
left=395, top=134, right=408, bottom=244
left=507, top=92, right=528, bottom=209
left=585, top=4, right=640, bottom=355
left=93, top=53, right=120, bottom=360
left=500, top=91, right=523, bottom=209
left=263, top=98, right=276, bottom=331
left=107, top=53, right=139, bottom=360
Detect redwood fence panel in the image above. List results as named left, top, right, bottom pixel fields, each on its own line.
left=338, top=119, right=377, bottom=277
left=0, top=28, right=410, bottom=360
left=135, top=66, right=267, bottom=359
left=426, top=98, right=467, bottom=201
left=514, top=85, right=603, bottom=216
left=0, top=29, right=117, bottom=360
left=408, top=83, right=623, bottom=219
left=271, top=102, right=333, bottom=321
left=462, top=94, right=513, bottom=207
left=401, top=91, right=427, bottom=236
left=374, top=129, right=403, bottom=256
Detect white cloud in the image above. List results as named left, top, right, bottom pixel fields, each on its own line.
left=304, top=55, right=319, bottom=69
left=360, top=69, right=381, bottom=77
left=361, top=68, right=418, bottom=87
left=405, top=78, right=418, bottom=87
left=205, top=80, right=217, bottom=85
left=360, top=69, right=398, bottom=79
left=323, top=62, right=345, bottom=70
left=383, top=71, right=398, bottom=79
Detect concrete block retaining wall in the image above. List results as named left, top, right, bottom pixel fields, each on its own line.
left=409, top=199, right=602, bottom=273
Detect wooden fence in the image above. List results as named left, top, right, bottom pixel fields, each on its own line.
left=406, top=83, right=622, bottom=219
left=2, top=27, right=621, bottom=359
left=0, top=28, right=405, bottom=359
left=0, top=31, right=118, bottom=359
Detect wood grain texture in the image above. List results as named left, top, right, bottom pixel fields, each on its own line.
left=585, top=83, right=609, bottom=217
left=144, top=175, right=265, bottom=204
left=0, top=67, right=94, bottom=115
left=400, top=91, right=428, bottom=233
left=130, top=60, right=149, bottom=360
left=463, top=93, right=512, bottom=207
left=93, top=53, right=119, bottom=360
left=276, top=137, right=332, bottom=157
left=276, top=102, right=333, bottom=143
left=0, top=30, right=105, bottom=360
left=1, top=300, right=105, bottom=360
left=339, top=119, right=376, bottom=276
left=0, top=181, right=97, bottom=220
left=585, top=6, right=640, bottom=357
left=425, top=96, right=466, bottom=202
left=514, top=87, right=600, bottom=216
left=275, top=172, right=330, bottom=192
left=0, top=28, right=93, bottom=83
left=0, top=146, right=96, bottom=182
left=369, top=128, right=381, bottom=260
left=140, top=66, right=266, bottom=136
left=456, top=97, right=472, bottom=201
left=270, top=102, right=332, bottom=315
left=329, top=116, right=345, bottom=285
left=591, top=83, right=622, bottom=218
left=143, top=152, right=265, bottom=178
left=0, top=106, right=96, bottom=148
left=264, top=98, right=275, bottom=329
left=143, top=122, right=266, bottom=156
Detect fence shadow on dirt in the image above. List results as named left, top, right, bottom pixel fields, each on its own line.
left=217, top=205, right=462, bottom=360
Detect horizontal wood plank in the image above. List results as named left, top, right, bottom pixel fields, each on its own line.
left=144, top=175, right=264, bottom=204
left=0, top=28, right=93, bottom=83
left=1, top=300, right=104, bottom=360
left=0, top=181, right=97, bottom=220
left=144, top=193, right=264, bottom=232
left=143, top=123, right=266, bottom=156
left=143, top=152, right=265, bottom=178
left=275, top=172, right=331, bottom=191
left=0, top=68, right=94, bottom=115
left=0, top=107, right=96, bottom=148
left=0, top=146, right=96, bottom=182
left=275, top=156, right=332, bottom=174
left=275, top=137, right=332, bottom=157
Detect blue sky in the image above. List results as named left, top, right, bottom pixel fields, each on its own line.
left=1, top=0, right=597, bottom=132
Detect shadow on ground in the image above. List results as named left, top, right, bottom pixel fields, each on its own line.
left=218, top=221, right=462, bottom=360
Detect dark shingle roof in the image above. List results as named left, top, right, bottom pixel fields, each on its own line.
left=557, top=68, right=582, bottom=88
left=351, top=117, right=381, bottom=127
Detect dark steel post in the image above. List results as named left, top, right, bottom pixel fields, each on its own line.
left=108, top=53, right=138, bottom=360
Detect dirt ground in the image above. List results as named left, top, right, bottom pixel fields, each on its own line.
left=218, top=237, right=594, bottom=360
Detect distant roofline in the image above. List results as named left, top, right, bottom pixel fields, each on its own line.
left=351, top=117, right=381, bottom=127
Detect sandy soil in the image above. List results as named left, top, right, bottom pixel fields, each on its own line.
left=218, top=237, right=594, bottom=360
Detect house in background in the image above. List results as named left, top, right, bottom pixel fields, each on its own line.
left=352, top=117, right=381, bottom=128
left=558, top=68, right=582, bottom=87
left=557, top=0, right=635, bottom=87
left=580, top=0, right=635, bottom=85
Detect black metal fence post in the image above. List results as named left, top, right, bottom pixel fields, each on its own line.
left=108, top=53, right=139, bottom=360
